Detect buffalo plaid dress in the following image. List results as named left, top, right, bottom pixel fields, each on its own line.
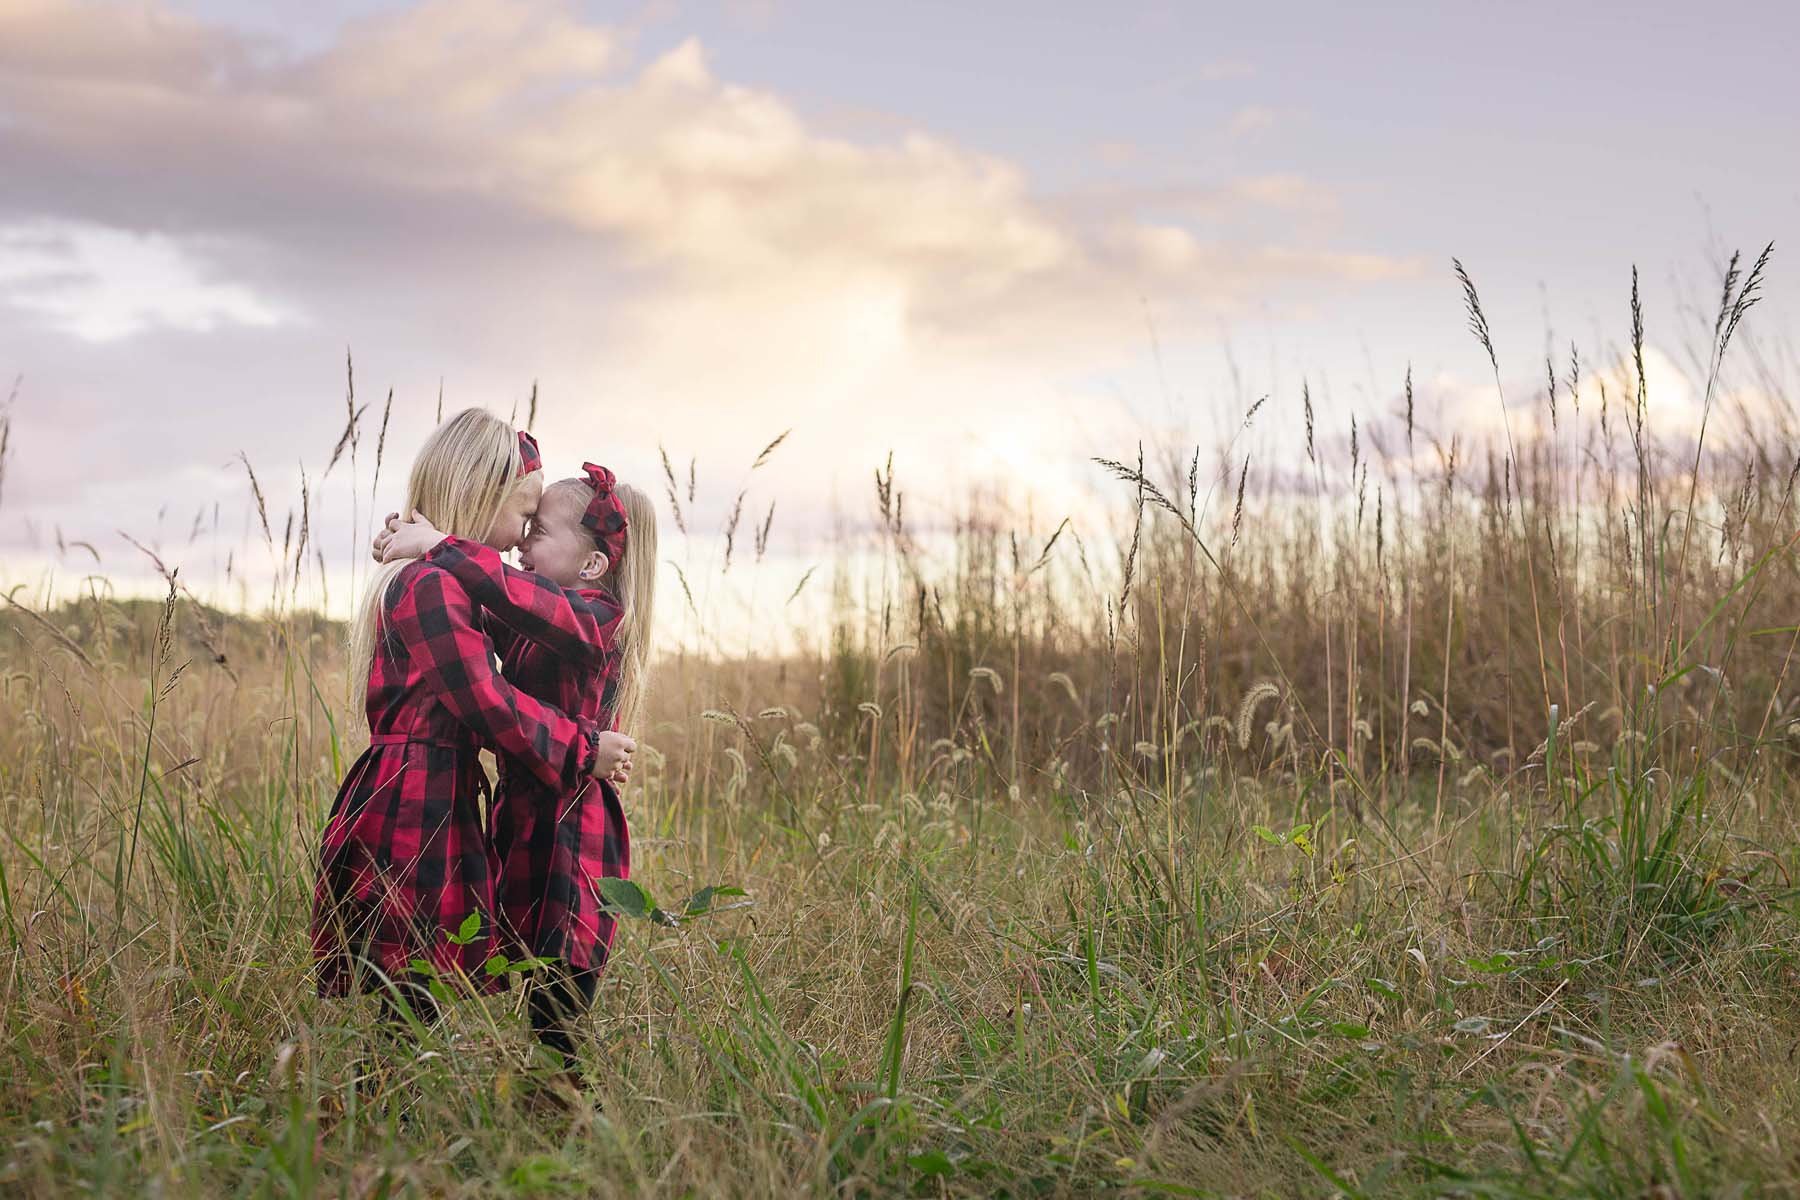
left=310, top=558, right=602, bottom=998
left=427, top=537, right=629, bottom=975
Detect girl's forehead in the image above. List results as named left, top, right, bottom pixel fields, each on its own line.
left=540, top=486, right=588, bottom=526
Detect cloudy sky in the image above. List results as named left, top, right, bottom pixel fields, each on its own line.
left=1, top=0, right=1794, bottom=635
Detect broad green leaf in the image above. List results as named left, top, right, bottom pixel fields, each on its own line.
left=599, top=876, right=651, bottom=919
left=908, top=1149, right=955, bottom=1176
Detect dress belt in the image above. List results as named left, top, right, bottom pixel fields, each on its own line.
left=367, top=732, right=466, bottom=749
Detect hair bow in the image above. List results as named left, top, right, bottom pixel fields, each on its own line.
left=516, top=430, right=543, bottom=476
left=579, top=462, right=629, bottom=564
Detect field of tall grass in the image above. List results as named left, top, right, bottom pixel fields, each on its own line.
left=3, top=256, right=1799, bottom=1197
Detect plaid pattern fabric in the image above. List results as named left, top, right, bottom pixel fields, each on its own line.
left=424, top=537, right=622, bottom=670
left=492, top=618, right=630, bottom=974
left=310, top=560, right=601, bottom=998
left=428, top=538, right=630, bottom=974
left=578, top=462, right=629, bottom=565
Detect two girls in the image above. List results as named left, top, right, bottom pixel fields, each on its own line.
left=313, top=404, right=656, bottom=1100
left=309, top=410, right=634, bottom=1035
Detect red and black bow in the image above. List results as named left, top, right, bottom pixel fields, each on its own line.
left=517, top=431, right=543, bottom=476
left=579, top=462, right=629, bottom=564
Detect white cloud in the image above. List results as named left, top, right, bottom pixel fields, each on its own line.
left=1429, top=343, right=1752, bottom=449
left=0, top=219, right=290, bottom=341
left=1572, top=346, right=1696, bottom=436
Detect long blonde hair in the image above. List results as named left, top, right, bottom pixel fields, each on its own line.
left=348, top=408, right=537, bottom=713
left=608, top=482, right=659, bottom=733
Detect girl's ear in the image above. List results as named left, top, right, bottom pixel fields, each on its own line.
left=578, top=550, right=609, bottom=581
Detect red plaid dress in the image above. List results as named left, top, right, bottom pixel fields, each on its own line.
left=427, top=538, right=630, bottom=975
left=310, top=558, right=602, bottom=998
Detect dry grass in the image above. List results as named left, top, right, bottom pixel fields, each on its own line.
left=2, top=257, right=1800, bottom=1196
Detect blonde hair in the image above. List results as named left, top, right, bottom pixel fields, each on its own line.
left=348, top=408, right=537, bottom=714
left=609, top=482, right=658, bottom=733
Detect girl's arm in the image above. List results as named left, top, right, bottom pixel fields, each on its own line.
left=395, top=565, right=607, bottom=791
left=478, top=604, right=520, bottom=662
left=384, top=515, right=520, bottom=660
left=424, top=537, right=622, bottom=668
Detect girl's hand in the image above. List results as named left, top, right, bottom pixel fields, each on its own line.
left=379, top=510, right=450, bottom=563
left=589, top=730, right=635, bottom=781
left=371, top=511, right=401, bottom=563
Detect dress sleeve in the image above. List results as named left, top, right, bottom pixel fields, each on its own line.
left=396, top=565, right=597, bottom=790
left=478, top=605, right=520, bottom=661
left=425, top=537, right=622, bottom=667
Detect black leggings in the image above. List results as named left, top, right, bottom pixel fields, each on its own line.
left=527, top=966, right=599, bottom=1070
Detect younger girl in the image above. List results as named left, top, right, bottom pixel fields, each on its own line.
left=311, top=412, right=632, bottom=1030
left=380, top=463, right=656, bottom=1086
